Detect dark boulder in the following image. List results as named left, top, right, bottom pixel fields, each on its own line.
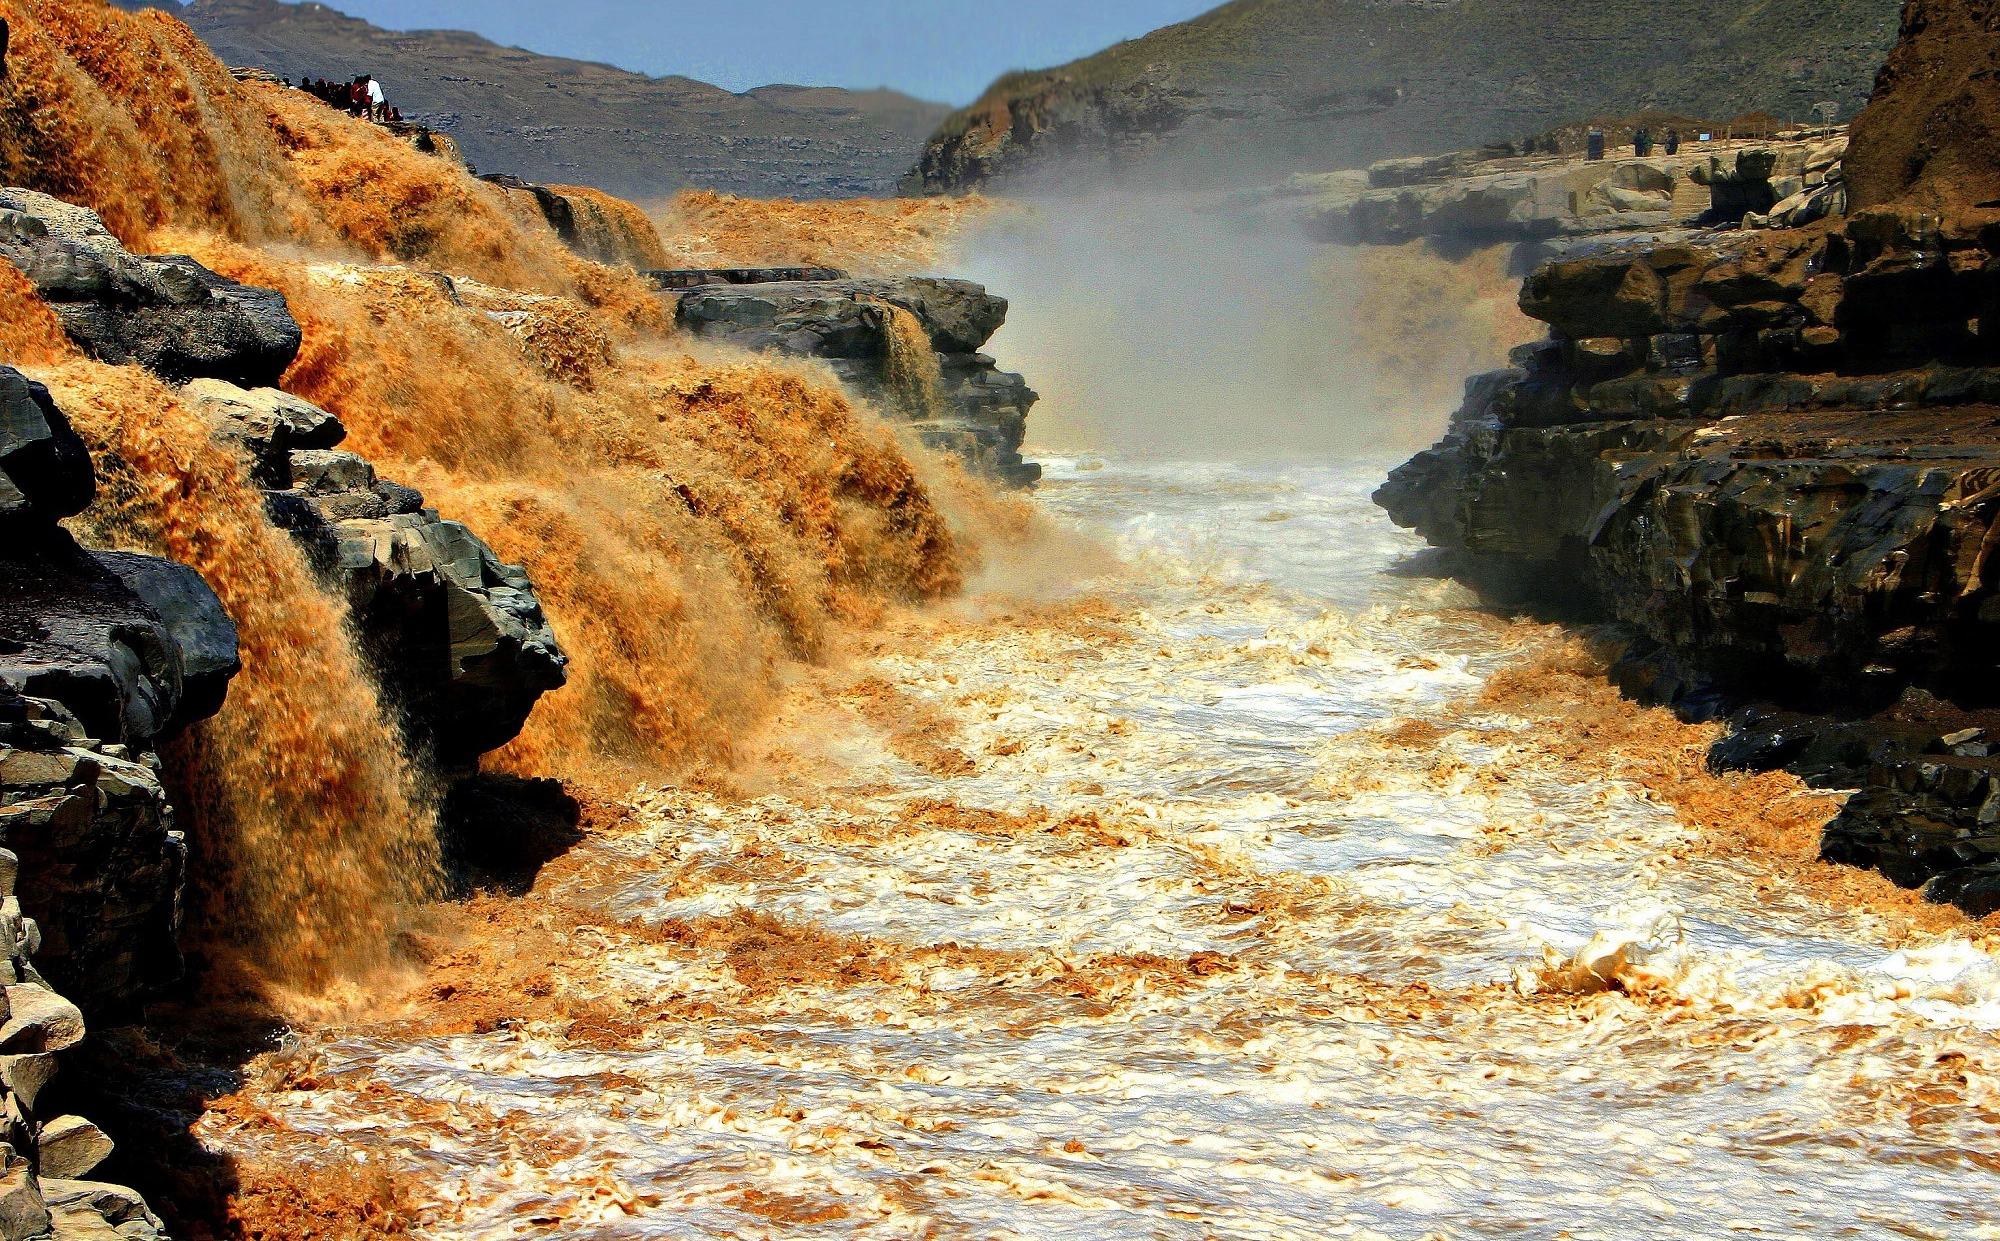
left=0, top=370, right=92, bottom=527
left=1, top=531, right=186, bottom=755
left=0, top=366, right=240, bottom=752
left=92, top=552, right=241, bottom=732
left=0, top=530, right=237, bottom=756
left=0, top=189, right=301, bottom=387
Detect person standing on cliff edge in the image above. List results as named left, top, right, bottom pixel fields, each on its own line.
left=366, top=75, right=387, bottom=122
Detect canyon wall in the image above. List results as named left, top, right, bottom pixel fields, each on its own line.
left=908, top=0, right=1899, bottom=196
left=1376, top=0, right=2000, bottom=913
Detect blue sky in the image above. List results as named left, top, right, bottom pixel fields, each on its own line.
left=311, top=0, right=1222, bottom=104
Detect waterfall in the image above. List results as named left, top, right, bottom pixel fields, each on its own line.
left=877, top=301, right=948, bottom=422
left=44, top=359, right=439, bottom=987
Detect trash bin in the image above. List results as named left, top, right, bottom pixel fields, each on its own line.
left=1586, top=130, right=1606, bottom=161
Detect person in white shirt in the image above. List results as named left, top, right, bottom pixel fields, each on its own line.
left=365, top=76, right=386, bottom=122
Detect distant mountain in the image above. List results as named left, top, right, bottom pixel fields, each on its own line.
left=909, top=0, right=1903, bottom=194
left=108, top=0, right=951, bottom=199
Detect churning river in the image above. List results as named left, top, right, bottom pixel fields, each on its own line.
left=210, top=459, right=2000, bottom=1239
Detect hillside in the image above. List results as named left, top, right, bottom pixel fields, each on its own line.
left=909, top=0, right=1903, bottom=194
left=107, top=0, right=950, bottom=199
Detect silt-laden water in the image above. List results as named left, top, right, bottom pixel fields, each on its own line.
left=207, top=460, right=2000, bottom=1239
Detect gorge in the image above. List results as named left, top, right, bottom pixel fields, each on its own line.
left=3, top=0, right=2000, bottom=1237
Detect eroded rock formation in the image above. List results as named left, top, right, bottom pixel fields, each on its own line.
left=1, top=192, right=569, bottom=778
left=0, top=365, right=222, bottom=1238
left=671, top=273, right=1041, bottom=486
left=0, top=189, right=299, bottom=388
left=1376, top=0, right=2000, bottom=911
left=197, top=381, right=569, bottom=771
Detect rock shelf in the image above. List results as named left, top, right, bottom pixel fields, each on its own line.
left=1376, top=0, right=2000, bottom=911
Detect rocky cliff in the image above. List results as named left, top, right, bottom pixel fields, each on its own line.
left=2, top=189, right=568, bottom=780
left=908, top=0, right=1900, bottom=195
left=1, top=365, right=226, bottom=1238
left=670, top=272, right=1043, bottom=487
left=1243, top=131, right=1851, bottom=245
left=1376, top=0, right=2000, bottom=914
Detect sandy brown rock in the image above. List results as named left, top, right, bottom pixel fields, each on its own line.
left=1846, top=0, right=2000, bottom=218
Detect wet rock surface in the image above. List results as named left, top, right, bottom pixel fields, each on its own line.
left=0, top=373, right=93, bottom=527
left=0, top=374, right=196, bottom=1235
left=0, top=189, right=301, bottom=388
left=1376, top=0, right=2000, bottom=912
left=0, top=367, right=235, bottom=759
left=190, top=382, right=568, bottom=772
left=674, top=275, right=1040, bottom=486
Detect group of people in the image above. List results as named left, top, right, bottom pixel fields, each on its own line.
left=1503, top=126, right=1687, bottom=161
left=1628, top=128, right=1684, bottom=157
left=1579, top=127, right=1684, bottom=160
left=286, top=74, right=401, bottom=124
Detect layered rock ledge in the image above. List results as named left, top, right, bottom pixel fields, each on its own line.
left=0, top=190, right=299, bottom=388
left=668, top=272, right=1041, bottom=487
left=1237, top=130, right=1849, bottom=245
left=1375, top=0, right=2000, bottom=911
left=0, top=364, right=225, bottom=1238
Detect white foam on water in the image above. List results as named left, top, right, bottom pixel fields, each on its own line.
left=204, top=459, right=2000, bottom=1239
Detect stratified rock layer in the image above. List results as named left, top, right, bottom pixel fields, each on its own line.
left=673, top=275, right=1040, bottom=486
left=193, top=381, right=568, bottom=772
left=1377, top=138, right=2000, bottom=910
left=1373, top=0, right=2000, bottom=908
left=0, top=189, right=300, bottom=387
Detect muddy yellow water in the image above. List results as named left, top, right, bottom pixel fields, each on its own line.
left=206, top=461, right=2000, bottom=1239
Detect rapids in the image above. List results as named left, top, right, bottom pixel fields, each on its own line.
left=206, top=459, right=2000, bottom=1239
